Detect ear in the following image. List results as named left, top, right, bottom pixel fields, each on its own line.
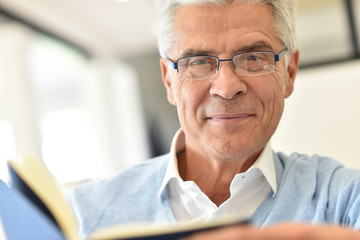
left=284, top=49, right=300, bottom=98
left=160, top=58, right=177, bottom=106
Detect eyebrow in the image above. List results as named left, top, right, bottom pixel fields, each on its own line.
left=179, top=49, right=215, bottom=58
left=179, top=41, right=274, bottom=59
left=234, top=41, right=274, bottom=53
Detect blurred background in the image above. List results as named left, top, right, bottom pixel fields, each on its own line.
left=0, top=0, right=359, bottom=186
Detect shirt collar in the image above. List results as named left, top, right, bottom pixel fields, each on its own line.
left=250, top=141, right=277, bottom=196
left=158, top=129, right=185, bottom=199
left=158, top=129, right=277, bottom=198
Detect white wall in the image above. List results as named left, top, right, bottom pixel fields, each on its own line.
left=272, top=60, right=360, bottom=169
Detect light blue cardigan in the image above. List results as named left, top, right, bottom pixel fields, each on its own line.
left=69, top=152, right=360, bottom=238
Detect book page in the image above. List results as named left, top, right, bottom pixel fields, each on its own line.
left=0, top=217, right=7, bottom=240
left=88, top=215, right=245, bottom=240
left=8, top=156, right=79, bottom=240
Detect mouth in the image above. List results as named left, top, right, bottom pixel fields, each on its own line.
left=206, top=113, right=255, bottom=121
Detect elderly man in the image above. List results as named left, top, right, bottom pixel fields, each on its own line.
left=70, top=0, right=360, bottom=239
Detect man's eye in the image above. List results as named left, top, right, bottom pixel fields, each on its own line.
left=190, top=58, right=209, bottom=65
left=246, top=55, right=261, bottom=61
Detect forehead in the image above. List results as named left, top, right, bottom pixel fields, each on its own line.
left=172, top=2, right=281, bottom=57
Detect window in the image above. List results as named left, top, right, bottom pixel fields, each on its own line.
left=0, top=18, right=150, bottom=185
left=28, top=35, right=103, bottom=183
left=354, top=0, right=360, bottom=52
left=297, top=0, right=355, bottom=66
left=0, top=65, right=16, bottom=181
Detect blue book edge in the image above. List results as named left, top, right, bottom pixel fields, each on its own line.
left=0, top=180, right=65, bottom=240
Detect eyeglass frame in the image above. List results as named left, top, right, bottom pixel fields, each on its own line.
left=168, top=47, right=288, bottom=78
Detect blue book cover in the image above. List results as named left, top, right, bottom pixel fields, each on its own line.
left=0, top=180, right=65, bottom=240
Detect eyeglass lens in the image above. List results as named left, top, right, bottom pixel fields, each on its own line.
left=177, top=52, right=276, bottom=80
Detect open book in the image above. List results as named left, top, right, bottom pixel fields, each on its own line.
left=2, top=156, right=247, bottom=240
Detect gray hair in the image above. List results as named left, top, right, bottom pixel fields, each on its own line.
left=155, top=0, right=297, bottom=64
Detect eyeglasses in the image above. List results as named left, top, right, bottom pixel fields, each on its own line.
left=169, top=47, right=288, bottom=80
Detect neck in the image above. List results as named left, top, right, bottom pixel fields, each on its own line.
left=177, top=146, right=261, bottom=206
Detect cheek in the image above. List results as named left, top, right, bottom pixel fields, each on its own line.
left=260, top=70, right=287, bottom=99
left=273, top=67, right=288, bottom=95
left=172, top=78, right=186, bottom=103
left=173, top=80, right=210, bottom=123
left=251, top=75, right=286, bottom=120
left=175, top=80, right=209, bottom=107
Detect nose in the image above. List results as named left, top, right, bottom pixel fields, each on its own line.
left=209, top=61, right=248, bottom=99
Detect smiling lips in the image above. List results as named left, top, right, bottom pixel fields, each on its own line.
left=207, top=113, right=255, bottom=121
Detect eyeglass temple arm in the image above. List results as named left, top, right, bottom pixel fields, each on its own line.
left=274, top=47, right=288, bottom=62
left=168, top=59, right=179, bottom=71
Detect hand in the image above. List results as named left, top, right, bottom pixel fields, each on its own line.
left=182, top=223, right=360, bottom=240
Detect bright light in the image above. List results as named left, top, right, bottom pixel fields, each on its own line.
left=41, top=109, right=102, bottom=183
left=0, top=120, right=16, bottom=182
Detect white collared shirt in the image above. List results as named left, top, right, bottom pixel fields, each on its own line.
left=158, top=129, right=277, bottom=223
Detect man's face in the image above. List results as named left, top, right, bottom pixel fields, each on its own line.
left=160, top=2, right=299, bottom=163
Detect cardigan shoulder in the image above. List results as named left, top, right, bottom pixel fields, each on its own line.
left=68, top=154, right=172, bottom=237
left=253, top=152, right=360, bottom=228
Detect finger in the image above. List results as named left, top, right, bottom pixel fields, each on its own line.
left=181, top=223, right=360, bottom=240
